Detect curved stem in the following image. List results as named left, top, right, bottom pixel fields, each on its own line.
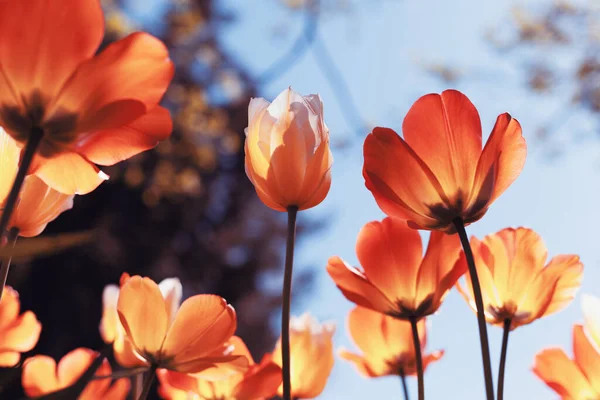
left=453, top=217, right=495, bottom=400
left=138, top=364, right=157, bottom=400
left=400, top=368, right=410, bottom=400
left=281, top=206, right=298, bottom=400
left=0, top=228, right=19, bottom=301
left=497, top=319, right=511, bottom=400
left=409, top=316, right=424, bottom=400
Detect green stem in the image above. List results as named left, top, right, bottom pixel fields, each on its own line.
left=0, top=228, right=18, bottom=301
left=281, top=206, right=298, bottom=400
left=497, top=319, right=511, bottom=400
left=138, top=365, right=157, bottom=400
left=409, top=316, right=424, bottom=400
left=453, top=217, right=495, bottom=400
left=400, top=368, right=410, bottom=400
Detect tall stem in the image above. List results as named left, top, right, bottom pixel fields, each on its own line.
left=497, top=319, right=511, bottom=400
left=453, top=217, right=495, bottom=400
left=138, top=365, right=157, bottom=400
left=132, top=372, right=143, bottom=399
left=409, top=316, right=424, bottom=400
left=281, top=206, right=298, bottom=400
left=0, top=128, right=43, bottom=299
left=399, top=368, right=410, bottom=400
left=0, top=228, right=19, bottom=301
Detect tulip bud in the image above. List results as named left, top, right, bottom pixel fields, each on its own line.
left=244, top=88, right=333, bottom=211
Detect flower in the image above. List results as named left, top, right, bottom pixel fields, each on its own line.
left=244, top=87, right=333, bottom=211
left=0, top=286, right=41, bottom=367
left=339, top=306, right=443, bottom=378
left=582, top=294, right=600, bottom=348
left=271, top=313, right=335, bottom=399
left=533, top=324, right=600, bottom=399
left=457, top=227, right=583, bottom=330
left=0, top=0, right=174, bottom=195
left=21, top=348, right=130, bottom=399
left=158, top=336, right=282, bottom=400
left=0, top=129, right=73, bottom=237
left=327, top=217, right=465, bottom=320
left=99, top=273, right=182, bottom=368
left=363, top=89, right=526, bottom=232
left=116, top=275, right=247, bottom=374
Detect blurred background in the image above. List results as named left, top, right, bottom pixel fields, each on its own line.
left=4, top=0, right=600, bottom=398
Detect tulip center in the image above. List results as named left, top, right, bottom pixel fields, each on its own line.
left=0, top=90, right=78, bottom=157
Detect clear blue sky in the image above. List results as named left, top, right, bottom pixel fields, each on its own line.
left=220, top=1, right=600, bottom=399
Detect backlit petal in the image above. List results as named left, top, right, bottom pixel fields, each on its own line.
left=573, top=324, right=600, bottom=395
left=0, top=311, right=41, bottom=352
left=582, top=294, right=600, bottom=349
left=158, top=277, right=183, bottom=325
left=533, top=347, right=594, bottom=399
left=22, top=356, right=61, bottom=397
left=233, top=359, right=282, bottom=400
left=0, top=129, right=19, bottom=202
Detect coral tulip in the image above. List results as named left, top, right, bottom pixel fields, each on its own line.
left=116, top=275, right=247, bottom=374
left=271, top=313, right=335, bottom=399
left=582, top=294, right=600, bottom=349
left=158, top=336, right=282, bottom=400
left=533, top=324, right=600, bottom=399
left=457, top=227, right=583, bottom=330
left=0, top=286, right=41, bottom=367
left=0, top=0, right=174, bottom=195
left=244, top=87, right=333, bottom=212
left=339, top=306, right=443, bottom=378
left=22, top=348, right=130, bottom=399
left=327, top=217, right=464, bottom=319
left=363, top=89, right=526, bottom=233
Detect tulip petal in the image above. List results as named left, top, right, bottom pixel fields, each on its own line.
left=103, top=378, right=131, bottom=400
left=0, top=352, right=20, bottom=367
left=338, top=348, right=378, bottom=377
left=99, top=284, right=120, bottom=344
left=51, top=32, right=174, bottom=132
left=0, top=0, right=103, bottom=103
left=162, top=295, right=237, bottom=365
left=175, top=354, right=249, bottom=375
left=77, top=106, right=172, bottom=166
left=247, top=98, right=270, bottom=129
left=0, top=130, right=19, bottom=203
left=22, top=355, right=61, bottom=397
left=33, top=150, right=108, bottom=195
left=0, top=311, right=41, bottom=352
left=356, top=218, right=423, bottom=309
left=538, top=255, right=583, bottom=317
left=158, top=277, right=183, bottom=325
left=117, top=276, right=169, bottom=358
left=56, top=348, right=96, bottom=387
left=0, top=287, right=20, bottom=330
left=326, top=256, right=397, bottom=315
left=363, top=127, right=448, bottom=228
left=234, top=360, right=282, bottom=400
left=468, top=113, right=526, bottom=213
left=402, top=90, right=482, bottom=197
left=573, top=324, right=600, bottom=395
left=533, top=346, right=595, bottom=399
left=582, top=294, right=600, bottom=350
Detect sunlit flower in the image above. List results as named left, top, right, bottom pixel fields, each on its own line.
left=327, top=217, right=464, bottom=319
left=22, top=348, right=130, bottom=399
left=158, top=336, right=282, bottom=400
left=339, top=306, right=443, bottom=378
left=116, top=275, right=247, bottom=374
left=363, top=89, right=526, bottom=232
left=0, top=129, right=73, bottom=237
left=271, top=313, right=335, bottom=399
left=533, top=324, right=600, bottom=399
left=0, top=0, right=174, bottom=195
left=457, top=227, right=583, bottom=330
left=0, top=286, right=41, bottom=367
left=582, top=294, right=600, bottom=349
left=99, top=273, right=182, bottom=368
left=244, top=87, right=333, bottom=211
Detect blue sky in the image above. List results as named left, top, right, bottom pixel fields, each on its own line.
left=219, top=0, right=600, bottom=399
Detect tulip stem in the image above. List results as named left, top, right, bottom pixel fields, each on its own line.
left=138, top=364, right=157, bottom=400
left=132, top=372, right=143, bottom=399
left=399, top=368, right=410, bottom=400
left=497, top=319, right=511, bottom=400
left=0, top=127, right=43, bottom=299
left=409, top=316, right=424, bottom=400
left=281, top=206, right=298, bottom=400
left=0, top=228, right=19, bottom=302
left=453, top=217, right=495, bottom=400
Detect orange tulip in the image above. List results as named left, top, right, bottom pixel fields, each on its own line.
left=22, top=348, right=130, bottom=399
left=0, top=286, right=41, bottom=367
left=99, top=273, right=182, bottom=367
left=456, top=227, right=583, bottom=330
left=158, top=336, right=282, bottom=400
left=271, top=313, right=335, bottom=399
left=0, top=0, right=174, bottom=195
left=0, top=129, right=73, bottom=237
left=533, top=324, right=600, bottom=399
left=339, top=306, right=443, bottom=378
left=582, top=294, right=600, bottom=349
left=363, top=89, right=526, bottom=233
left=116, top=275, right=247, bottom=374
left=327, top=217, right=465, bottom=319
left=244, top=87, right=333, bottom=211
